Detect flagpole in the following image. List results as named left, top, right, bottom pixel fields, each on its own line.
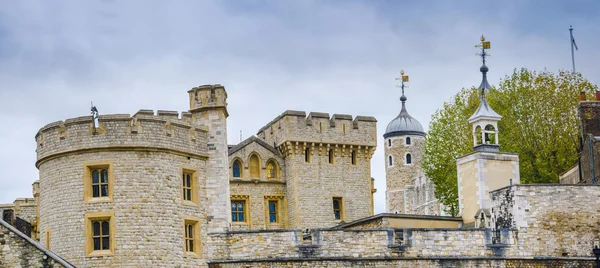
left=570, top=25, right=576, bottom=73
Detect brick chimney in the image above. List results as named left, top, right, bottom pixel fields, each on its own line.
left=578, top=91, right=600, bottom=136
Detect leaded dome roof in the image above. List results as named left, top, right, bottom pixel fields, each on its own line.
left=384, top=98, right=425, bottom=138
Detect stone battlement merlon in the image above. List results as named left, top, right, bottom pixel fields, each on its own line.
left=35, top=110, right=210, bottom=167
left=256, top=110, right=378, bottom=149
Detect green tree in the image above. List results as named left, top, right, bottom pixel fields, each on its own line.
left=423, top=69, right=598, bottom=215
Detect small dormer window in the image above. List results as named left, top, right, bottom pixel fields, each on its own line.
left=406, top=137, right=411, bottom=145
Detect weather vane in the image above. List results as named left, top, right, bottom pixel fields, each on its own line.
left=394, top=70, right=409, bottom=99
left=475, top=35, right=492, bottom=97
left=475, top=35, right=491, bottom=65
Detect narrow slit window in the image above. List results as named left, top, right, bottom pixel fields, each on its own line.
left=182, top=172, right=193, bottom=201
left=328, top=149, right=334, bottom=164
left=351, top=151, right=357, bottom=165
left=406, top=153, right=412, bottom=164
left=333, top=197, right=343, bottom=220
left=305, top=147, right=311, bottom=163
left=185, top=223, right=195, bottom=253
left=388, top=155, right=393, bottom=166
left=388, top=139, right=392, bottom=147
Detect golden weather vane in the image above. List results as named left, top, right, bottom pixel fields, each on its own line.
left=394, top=70, right=409, bottom=96
left=475, top=35, right=491, bottom=64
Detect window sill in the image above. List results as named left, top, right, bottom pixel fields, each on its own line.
left=232, top=222, right=249, bottom=225
left=84, top=197, right=113, bottom=204
left=184, top=251, right=201, bottom=258
left=182, top=200, right=198, bottom=207
left=86, top=250, right=114, bottom=257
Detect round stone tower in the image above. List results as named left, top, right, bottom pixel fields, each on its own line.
left=35, top=85, right=229, bottom=267
left=384, top=72, right=427, bottom=214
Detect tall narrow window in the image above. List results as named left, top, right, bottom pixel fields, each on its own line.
left=182, top=171, right=193, bottom=201
left=185, top=223, right=194, bottom=252
left=406, top=137, right=411, bottom=145
left=268, top=200, right=278, bottom=223
left=406, top=153, right=412, bottom=164
left=249, top=154, right=260, bottom=178
left=183, top=218, right=200, bottom=256
left=342, top=124, right=346, bottom=134
left=92, top=220, right=110, bottom=251
left=84, top=161, right=113, bottom=203
left=266, top=160, right=278, bottom=179
left=319, top=122, right=323, bottom=133
left=232, top=160, right=242, bottom=178
left=92, top=169, right=109, bottom=198
left=85, top=212, right=114, bottom=256
left=305, top=147, right=311, bottom=163
left=328, top=149, right=334, bottom=164
left=332, top=197, right=343, bottom=220
left=351, top=150, right=357, bottom=165
left=231, top=200, right=246, bottom=222
left=388, top=155, right=393, bottom=166
left=388, top=139, right=392, bottom=147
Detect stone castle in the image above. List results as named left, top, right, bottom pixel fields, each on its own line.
left=2, top=37, right=600, bottom=267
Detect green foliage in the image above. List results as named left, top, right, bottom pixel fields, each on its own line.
left=423, top=69, right=598, bottom=215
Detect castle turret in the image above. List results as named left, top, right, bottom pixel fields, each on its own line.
left=457, top=36, right=520, bottom=227
left=384, top=71, right=435, bottom=214
left=188, top=84, right=231, bottom=233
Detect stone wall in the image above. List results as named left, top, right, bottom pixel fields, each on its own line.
left=1, top=220, right=69, bottom=268
left=491, top=184, right=600, bottom=257
left=384, top=135, right=439, bottom=215
left=256, top=111, right=377, bottom=148
left=209, top=259, right=595, bottom=268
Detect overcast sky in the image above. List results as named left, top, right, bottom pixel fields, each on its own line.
left=1, top=1, right=599, bottom=213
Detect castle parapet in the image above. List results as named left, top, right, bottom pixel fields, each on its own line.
left=256, top=110, right=377, bottom=150
left=35, top=110, right=208, bottom=167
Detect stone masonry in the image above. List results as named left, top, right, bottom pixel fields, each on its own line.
left=384, top=135, right=439, bottom=215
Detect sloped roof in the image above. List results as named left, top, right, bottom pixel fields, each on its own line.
left=228, top=136, right=281, bottom=157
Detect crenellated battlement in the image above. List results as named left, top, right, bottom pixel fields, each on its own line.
left=35, top=110, right=209, bottom=167
left=256, top=110, right=377, bottom=152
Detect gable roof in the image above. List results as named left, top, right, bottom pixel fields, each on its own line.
left=228, top=136, right=281, bottom=157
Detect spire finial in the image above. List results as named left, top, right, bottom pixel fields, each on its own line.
left=475, top=35, right=491, bottom=98
left=395, top=70, right=409, bottom=103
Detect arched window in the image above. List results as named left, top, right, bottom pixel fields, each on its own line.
left=406, top=137, right=411, bottom=145
left=232, top=160, right=242, bottom=178
left=388, top=155, right=393, bottom=166
left=328, top=149, right=334, bottom=164
left=266, top=160, right=278, bottom=179
left=388, top=139, right=392, bottom=147
left=406, top=153, right=412, bottom=164
left=475, top=125, right=483, bottom=145
left=484, top=124, right=496, bottom=144
left=249, top=154, right=260, bottom=178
